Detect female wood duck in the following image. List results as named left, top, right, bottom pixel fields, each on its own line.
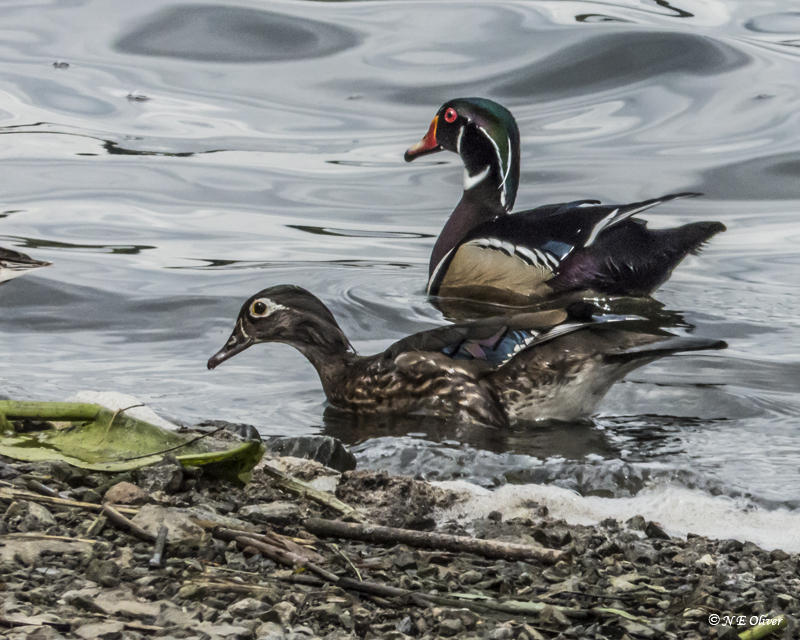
left=405, top=97, right=726, bottom=305
left=208, top=285, right=725, bottom=427
left=0, top=246, right=50, bottom=284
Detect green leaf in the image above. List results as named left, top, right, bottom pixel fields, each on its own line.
left=0, top=401, right=263, bottom=483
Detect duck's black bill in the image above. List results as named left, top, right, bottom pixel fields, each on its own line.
left=207, top=327, right=254, bottom=370
left=404, top=115, right=442, bottom=162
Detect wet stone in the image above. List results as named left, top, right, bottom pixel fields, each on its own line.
left=239, top=501, right=300, bottom=525
left=438, top=617, right=464, bottom=636
left=459, top=569, right=482, bottom=584
left=74, top=621, right=125, bottom=640
left=645, top=521, right=671, bottom=540
left=393, top=551, right=417, bottom=570
left=266, top=601, right=296, bottom=625
left=266, top=435, right=356, bottom=472
left=103, top=481, right=148, bottom=505
left=626, top=515, right=647, bottom=530
left=134, top=456, right=183, bottom=493
left=4, top=500, right=57, bottom=531
left=256, top=621, right=286, bottom=639
left=86, top=558, right=121, bottom=588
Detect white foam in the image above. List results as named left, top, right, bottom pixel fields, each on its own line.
left=435, top=481, right=800, bottom=553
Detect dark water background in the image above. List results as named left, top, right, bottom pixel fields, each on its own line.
left=1, top=1, right=798, bottom=530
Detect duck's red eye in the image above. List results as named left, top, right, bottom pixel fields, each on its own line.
left=444, top=107, right=457, bottom=123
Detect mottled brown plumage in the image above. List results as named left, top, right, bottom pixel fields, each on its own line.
left=208, top=286, right=726, bottom=427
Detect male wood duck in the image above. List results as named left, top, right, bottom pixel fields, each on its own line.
left=208, top=285, right=725, bottom=427
left=405, top=97, right=726, bottom=305
left=0, top=246, right=50, bottom=284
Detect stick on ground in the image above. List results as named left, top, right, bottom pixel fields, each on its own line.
left=304, top=517, right=565, bottom=564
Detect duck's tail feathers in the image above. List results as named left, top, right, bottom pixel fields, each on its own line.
left=584, top=192, right=703, bottom=247
left=607, top=335, right=727, bottom=364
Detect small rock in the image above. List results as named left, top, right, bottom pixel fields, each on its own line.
left=769, top=548, right=790, bottom=561
left=396, top=616, right=415, bottom=634
left=438, top=618, right=463, bottom=636
left=239, top=501, right=300, bottom=526
left=644, top=521, right=671, bottom=540
left=86, top=558, right=121, bottom=588
left=255, top=621, right=286, bottom=639
left=626, top=541, right=658, bottom=564
left=539, top=604, right=570, bottom=627
left=103, top=481, right=148, bottom=505
left=696, top=553, right=716, bottom=567
left=131, top=504, right=204, bottom=543
left=459, top=569, right=482, bottom=584
left=134, top=456, right=183, bottom=493
left=228, top=596, right=270, bottom=621
left=266, top=435, right=356, bottom=472
left=194, top=621, right=252, bottom=639
left=719, top=539, right=743, bottom=554
left=596, top=539, right=621, bottom=557
left=621, top=620, right=656, bottom=637
left=488, top=624, right=515, bottom=640
left=74, top=621, right=124, bottom=640
left=487, top=510, right=503, bottom=522
left=4, top=500, right=56, bottom=531
left=265, top=601, right=296, bottom=625
left=626, top=515, right=647, bottom=530
left=176, top=584, right=205, bottom=600
left=715, top=626, right=742, bottom=639
left=393, top=551, right=417, bottom=570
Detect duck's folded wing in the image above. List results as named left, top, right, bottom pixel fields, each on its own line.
left=386, top=308, right=598, bottom=372
left=428, top=193, right=702, bottom=299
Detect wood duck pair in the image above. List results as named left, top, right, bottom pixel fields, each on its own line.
left=405, top=97, right=725, bottom=304
left=208, top=286, right=725, bottom=427
left=0, top=246, right=50, bottom=284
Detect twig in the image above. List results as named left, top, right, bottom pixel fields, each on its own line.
left=149, top=525, right=168, bottom=568
left=101, top=504, right=155, bottom=542
left=211, top=527, right=338, bottom=583
left=23, top=478, right=60, bottom=498
left=330, top=542, right=362, bottom=581
left=0, top=487, right=137, bottom=515
left=196, top=523, right=325, bottom=564
left=103, top=403, right=145, bottom=442
left=259, top=463, right=364, bottom=521
left=86, top=514, right=106, bottom=536
left=4, top=532, right=103, bottom=545
left=304, top=517, right=564, bottom=564
left=739, top=615, right=788, bottom=640
left=116, top=427, right=224, bottom=462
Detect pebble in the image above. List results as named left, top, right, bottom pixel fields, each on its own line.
left=103, top=481, right=148, bottom=505
left=1, top=455, right=798, bottom=640
left=239, top=501, right=300, bottom=525
left=438, top=617, right=464, bottom=636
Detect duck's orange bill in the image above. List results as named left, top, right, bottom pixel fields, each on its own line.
left=404, top=115, right=441, bottom=162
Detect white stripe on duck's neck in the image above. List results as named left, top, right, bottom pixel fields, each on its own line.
left=463, top=165, right=490, bottom=190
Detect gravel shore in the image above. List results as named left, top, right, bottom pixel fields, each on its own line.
left=0, top=439, right=796, bottom=640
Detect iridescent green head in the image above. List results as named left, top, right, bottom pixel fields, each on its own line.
left=405, top=97, right=521, bottom=212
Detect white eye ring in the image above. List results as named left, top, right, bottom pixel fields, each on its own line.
left=249, top=298, right=286, bottom=318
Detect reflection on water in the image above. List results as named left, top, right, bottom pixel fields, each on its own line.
left=0, top=1, right=799, bottom=518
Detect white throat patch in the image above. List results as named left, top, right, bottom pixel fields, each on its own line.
left=463, top=165, right=490, bottom=191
